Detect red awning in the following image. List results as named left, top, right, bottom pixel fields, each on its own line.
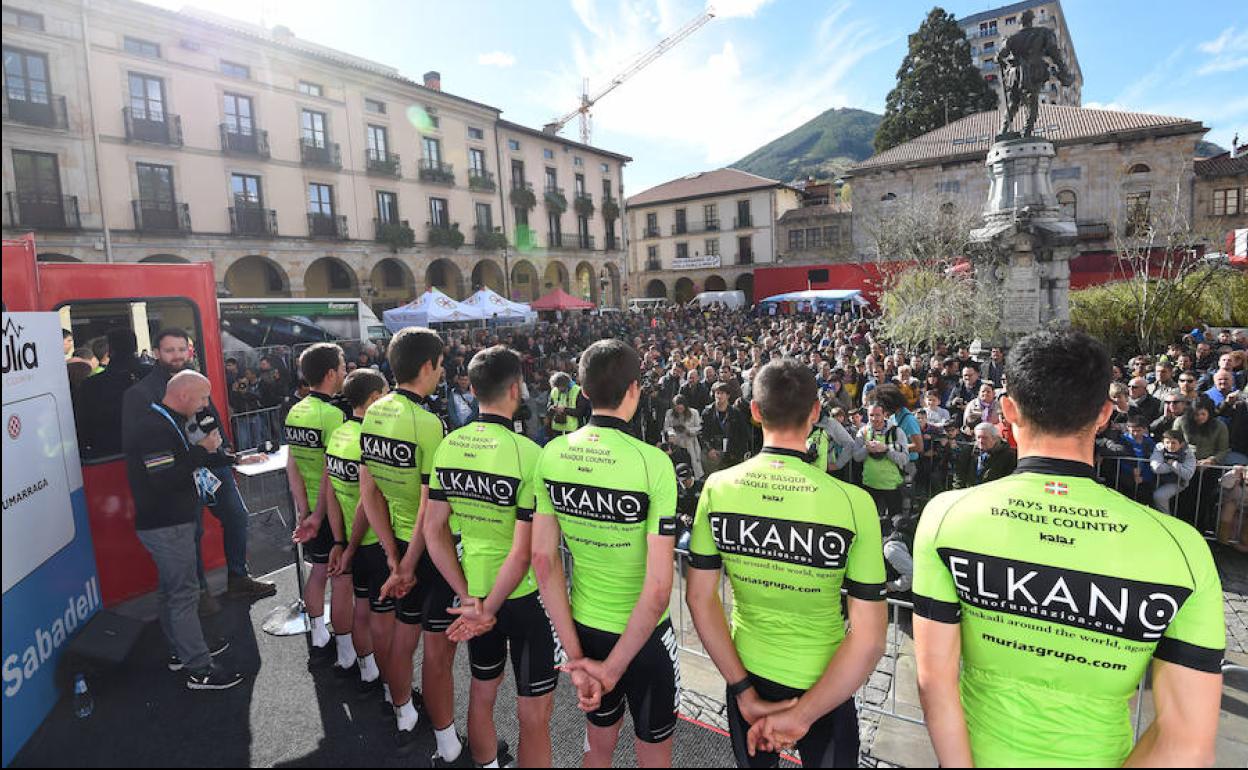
left=531, top=287, right=595, bottom=311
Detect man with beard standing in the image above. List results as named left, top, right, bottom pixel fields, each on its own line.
left=122, top=329, right=276, bottom=616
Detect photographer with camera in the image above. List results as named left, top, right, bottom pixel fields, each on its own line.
left=853, top=404, right=910, bottom=537
left=665, top=394, right=704, bottom=478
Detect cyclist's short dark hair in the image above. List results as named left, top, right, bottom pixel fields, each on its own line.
left=579, top=339, right=640, bottom=409
left=1004, top=331, right=1111, bottom=436
left=469, top=346, right=522, bottom=405
left=341, top=368, right=387, bottom=409
left=299, top=343, right=344, bottom=387
left=388, top=327, right=444, bottom=384
left=753, top=359, right=817, bottom=431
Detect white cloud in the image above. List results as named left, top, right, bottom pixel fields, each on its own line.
left=709, top=0, right=775, bottom=20
left=477, top=51, right=516, bottom=68
left=542, top=0, right=890, bottom=176
left=1082, top=101, right=1128, bottom=112
left=1196, top=26, right=1248, bottom=75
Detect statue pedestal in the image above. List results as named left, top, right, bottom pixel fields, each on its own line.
left=970, top=138, right=1076, bottom=338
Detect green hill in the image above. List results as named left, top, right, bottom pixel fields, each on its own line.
left=732, top=107, right=882, bottom=183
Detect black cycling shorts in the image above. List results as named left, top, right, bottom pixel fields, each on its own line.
left=468, top=592, right=561, bottom=697
left=725, top=672, right=859, bottom=769
left=392, top=548, right=457, bottom=632
left=303, top=515, right=333, bottom=564
left=349, top=545, right=370, bottom=600
left=356, top=543, right=395, bottom=614
left=577, top=618, right=680, bottom=744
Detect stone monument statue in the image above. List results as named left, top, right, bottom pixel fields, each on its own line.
left=996, top=9, right=1074, bottom=137
left=970, top=9, right=1077, bottom=337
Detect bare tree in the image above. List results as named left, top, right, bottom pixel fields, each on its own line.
left=861, top=195, right=1005, bottom=351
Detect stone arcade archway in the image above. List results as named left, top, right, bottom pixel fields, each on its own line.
left=224, top=255, right=291, bottom=297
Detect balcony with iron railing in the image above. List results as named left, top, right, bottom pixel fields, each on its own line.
left=366, top=148, right=402, bottom=177
left=300, top=138, right=341, bottom=169
left=229, top=206, right=277, bottom=236
left=132, top=200, right=191, bottom=233
left=307, top=211, right=348, bottom=239
left=124, top=108, right=182, bottom=146
left=473, top=224, right=507, bottom=249
left=643, top=225, right=661, bottom=238
left=3, top=94, right=68, bottom=130
left=219, top=124, right=270, bottom=158
left=375, top=218, right=412, bottom=241
left=547, top=232, right=564, bottom=249
left=736, top=250, right=754, bottom=265
left=733, top=214, right=754, bottom=229
left=469, top=169, right=496, bottom=192
left=605, top=233, right=618, bottom=251
left=511, top=178, right=532, bottom=192
left=5, top=192, right=80, bottom=230
left=645, top=258, right=662, bottom=271
left=577, top=233, right=596, bottom=250
left=419, top=159, right=455, bottom=185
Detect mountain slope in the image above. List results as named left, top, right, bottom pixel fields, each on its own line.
left=732, top=107, right=882, bottom=183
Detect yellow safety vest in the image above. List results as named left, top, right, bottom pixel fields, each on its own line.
left=550, top=384, right=581, bottom=433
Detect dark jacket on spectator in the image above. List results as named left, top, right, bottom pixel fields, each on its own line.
left=953, top=442, right=1018, bottom=488
left=678, top=380, right=711, bottom=413
left=1128, top=394, right=1163, bottom=425
left=123, top=367, right=233, bottom=454
left=123, top=402, right=230, bottom=530
left=76, top=355, right=153, bottom=457
left=700, top=402, right=752, bottom=461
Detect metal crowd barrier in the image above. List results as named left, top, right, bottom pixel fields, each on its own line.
left=229, top=405, right=285, bottom=452
left=1098, top=454, right=1246, bottom=542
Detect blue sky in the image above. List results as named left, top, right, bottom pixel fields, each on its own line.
left=151, top=0, right=1247, bottom=194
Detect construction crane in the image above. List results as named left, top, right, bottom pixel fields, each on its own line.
left=543, top=8, right=716, bottom=145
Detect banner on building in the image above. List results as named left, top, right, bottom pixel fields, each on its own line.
left=3, top=312, right=100, bottom=766
left=672, top=254, right=722, bottom=270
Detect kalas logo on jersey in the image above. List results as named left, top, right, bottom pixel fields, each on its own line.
left=2, top=318, right=38, bottom=374
left=436, top=469, right=519, bottom=507
left=360, top=434, right=416, bottom=467
left=545, top=480, right=647, bottom=524
left=710, top=512, right=853, bottom=569
left=284, top=426, right=322, bottom=448
left=326, top=455, right=359, bottom=483
left=938, top=548, right=1191, bottom=642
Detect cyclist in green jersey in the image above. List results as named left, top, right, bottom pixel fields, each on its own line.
left=307, top=369, right=389, bottom=694
left=533, top=340, right=680, bottom=768
left=286, top=343, right=347, bottom=662
left=358, top=327, right=464, bottom=762
left=425, top=346, right=556, bottom=768
left=913, top=331, right=1224, bottom=767
left=687, top=359, right=887, bottom=767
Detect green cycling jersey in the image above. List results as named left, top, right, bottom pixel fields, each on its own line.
left=912, top=456, right=1225, bottom=767
left=361, top=389, right=444, bottom=541
left=285, top=392, right=346, bottom=510
left=689, top=446, right=886, bottom=690
left=325, top=417, right=378, bottom=547
left=533, top=415, right=677, bottom=634
left=429, top=414, right=540, bottom=600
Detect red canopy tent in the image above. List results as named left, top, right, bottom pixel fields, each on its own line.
left=531, top=287, right=595, bottom=311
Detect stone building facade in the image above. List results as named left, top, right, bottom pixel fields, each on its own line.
left=775, top=202, right=854, bottom=266
left=959, top=0, right=1082, bottom=107
left=1193, top=152, right=1248, bottom=242
left=1, top=0, right=630, bottom=310
left=624, top=168, right=801, bottom=304
left=845, top=104, right=1209, bottom=266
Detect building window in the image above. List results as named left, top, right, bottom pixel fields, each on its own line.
left=468, top=126, right=484, bottom=140
left=675, top=242, right=689, bottom=260
left=231, top=173, right=263, bottom=207
left=137, top=163, right=175, bottom=210
left=806, top=227, right=822, bottom=247
left=376, top=190, right=398, bottom=224
left=1128, top=163, right=1151, bottom=175
left=543, top=148, right=554, bottom=160
left=511, top=159, right=526, bottom=185
left=824, top=225, right=840, bottom=245
left=602, top=178, right=611, bottom=200
left=674, top=208, right=686, bottom=234
left=429, top=197, right=449, bottom=228
left=424, top=107, right=439, bottom=128
left=705, top=239, right=719, bottom=256
left=308, top=183, right=334, bottom=216
left=220, top=60, right=249, bottom=79
left=11, top=150, right=63, bottom=225
left=128, top=73, right=166, bottom=121
left=222, top=93, right=253, bottom=135
left=1213, top=188, right=1241, bottom=217
left=703, top=203, right=718, bottom=227
left=124, top=37, right=161, bottom=57
left=364, top=98, right=386, bottom=114
left=645, top=212, right=657, bottom=235
left=647, top=245, right=658, bottom=259
left=1124, top=191, right=1150, bottom=235
left=3, top=8, right=44, bottom=30
left=574, top=174, right=586, bottom=196
left=422, top=136, right=442, bottom=163
left=1057, top=190, right=1077, bottom=220
left=367, top=124, right=388, bottom=157
left=545, top=167, right=557, bottom=191
left=789, top=229, right=804, bottom=250
left=301, top=110, right=327, bottom=148
left=298, top=81, right=322, bottom=97
left=469, top=147, right=486, bottom=176
left=4, top=47, right=51, bottom=107
left=475, top=202, right=493, bottom=231
left=600, top=162, right=610, bottom=174
left=508, top=139, right=520, bottom=151
left=1005, top=15, right=1016, bottom=24
left=573, top=156, right=584, bottom=167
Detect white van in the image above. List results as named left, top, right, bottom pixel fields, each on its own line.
left=627, top=297, right=671, bottom=313
left=688, top=290, right=747, bottom=310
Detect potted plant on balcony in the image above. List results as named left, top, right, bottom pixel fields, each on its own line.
left=378, top=221, right=416, bottom=253
left=544, top=189, right=567, bottom=213
left=601, top=198, right=620, bottom=222
left=429, top=222, right=465, bottom=250
left=474, top=227, right=508, bottom=250
left=510, top=185, right=536, bottom=210
left=574, top=196, right=595, bottom=218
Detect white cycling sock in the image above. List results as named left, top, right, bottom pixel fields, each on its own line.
left=358, top=653, right=379, bottom=682
left=481, top=759, right=499, bottom=768
left=395, top=699, right=419, bottom=732
left=310, top=615, right=330, bottom=648
left=434, top=724, right=462, bottom=762
left=334, top=633, right=356, bottom=668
